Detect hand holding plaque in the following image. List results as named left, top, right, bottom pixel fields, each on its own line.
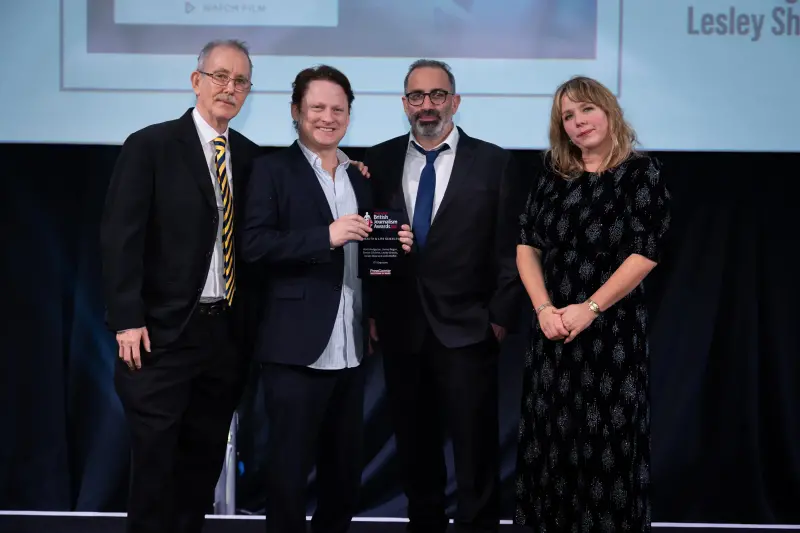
left=358, top=209, right=410, bottom=277
left=330, top=214, right=372, bottom=247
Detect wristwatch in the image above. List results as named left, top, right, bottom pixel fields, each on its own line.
left=587, top=299, right=601, bottom=314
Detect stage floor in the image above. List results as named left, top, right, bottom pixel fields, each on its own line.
left=1, top=513, right=798, bottom=533
left=2, top=514, right=521, bottom=533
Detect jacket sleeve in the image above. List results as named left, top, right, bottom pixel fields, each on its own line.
left=99, top=130, right=154, bottom=331
left=240, top=157, right=332, bottom=266
left=488, top=150, right=526, bottom=330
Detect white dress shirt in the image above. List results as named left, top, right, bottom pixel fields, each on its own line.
left=297, top=141, right=363, bottom=370
left=402, top=126, right=460, bottom=222
left=191, top=107, right=232, bottom=302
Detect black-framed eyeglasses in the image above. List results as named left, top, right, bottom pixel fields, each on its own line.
left=198, top=70, right=253, bottom=92
left=405, top=89, right=451, bottom=106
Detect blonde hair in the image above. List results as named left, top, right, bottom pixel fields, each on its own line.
left=547, top=76, right=637, bottom=179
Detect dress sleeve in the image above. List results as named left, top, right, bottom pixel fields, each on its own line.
left=518, top=171, right=548, bottom=250
left=623, top=156, right=671, bottom=263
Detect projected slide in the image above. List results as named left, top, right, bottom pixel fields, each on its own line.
left=114, top=0, right=339, bottom=27
left=3, top=0, right=798, bottom=150
left=62, top=0, right=619, bottom=96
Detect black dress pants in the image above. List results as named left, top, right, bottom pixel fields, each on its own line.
left=261, top=362, right=366, bottom=533
left=383, top=328, right=500, bottom=533
left=114, top=303, right=246, bottom=533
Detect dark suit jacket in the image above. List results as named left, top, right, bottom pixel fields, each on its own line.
left=363, top=127, right=524, bottom=352
left=240, top=141, right=372, bottom=366
left=100, top=108, right=262, bottom=348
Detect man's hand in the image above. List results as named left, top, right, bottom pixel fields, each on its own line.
left=350, top=160, right=370, bottom=178
left=368, top=318, right=379, bottom=355
left=117, top=327, right=151, bottom=370
left=329, top=214, right=372, bottom=248
left=491, top=323, right=507, bottom=343
left=398, top=224, right=414, bottom=253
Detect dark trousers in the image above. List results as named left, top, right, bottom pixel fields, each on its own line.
left=261, top=362, right=366, bottom=533
left=114, top=304, right=246, bottom=533
left=382, top=328, right=500, bottom=533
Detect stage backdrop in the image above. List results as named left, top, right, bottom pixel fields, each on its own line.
left=4, top=0, right=800, bottom=152
left=1, top=144, right=798, bottom=524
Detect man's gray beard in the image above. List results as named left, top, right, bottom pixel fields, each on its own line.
left=410, top=116, right=449, bottom=139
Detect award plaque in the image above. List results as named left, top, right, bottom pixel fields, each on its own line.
left=358, top=209, right=408, bottom=277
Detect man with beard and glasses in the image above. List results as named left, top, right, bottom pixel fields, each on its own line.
left=361, top=59, right=524, bottom=533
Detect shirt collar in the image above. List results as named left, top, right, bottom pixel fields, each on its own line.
left=408, top=124, right=459, bottom=153
left=192, top=107, right=230, bottom=145
left=297, top=139, right=351, bottom=170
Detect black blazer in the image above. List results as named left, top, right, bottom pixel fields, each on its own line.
left=100, top=108, right=262, bottom=348
left=240, top=142, right=372, bottom=366
left=363, top=127, right=524, bottom=352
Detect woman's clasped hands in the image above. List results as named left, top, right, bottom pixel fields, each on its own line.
left=537, top=302, right=598, bottom=344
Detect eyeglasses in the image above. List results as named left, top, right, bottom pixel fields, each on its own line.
left=198, top=70, right=253, bottom=92
left=405, top=89, right=451, bottom=106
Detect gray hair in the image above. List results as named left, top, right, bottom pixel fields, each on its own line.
left=403, top=59, right=456, bottom=93
left=197, top=39, right=253, bottom=74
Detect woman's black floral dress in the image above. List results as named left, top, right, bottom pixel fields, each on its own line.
left=514, top=154, right=671, bottom=533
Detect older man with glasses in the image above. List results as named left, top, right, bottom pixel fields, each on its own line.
left=100, top=39, right=261, bottom=533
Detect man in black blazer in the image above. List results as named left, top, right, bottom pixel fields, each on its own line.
left=362, top=60, right=523, bottom=533
left=100, top=40, right=261, bottom=533
left=241, top=65, right=413, bottom=533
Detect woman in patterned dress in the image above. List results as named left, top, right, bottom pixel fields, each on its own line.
left=514, top=76, right=671, bottom=533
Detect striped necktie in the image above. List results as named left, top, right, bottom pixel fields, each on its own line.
left=213, top=136, right=235, bottom=305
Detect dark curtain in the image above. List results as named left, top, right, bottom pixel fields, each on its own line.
left=1, top=143, right=798, bottom=523
left=642, top=151, right=800, bottom=522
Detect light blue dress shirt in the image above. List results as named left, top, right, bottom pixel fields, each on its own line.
left=297, top=141, right=363, bottom=370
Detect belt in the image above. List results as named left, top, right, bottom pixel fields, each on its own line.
left=197, top=300, right=229, bottom=316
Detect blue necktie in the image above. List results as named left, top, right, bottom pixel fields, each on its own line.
left=411, top=142, right=450, bottom=248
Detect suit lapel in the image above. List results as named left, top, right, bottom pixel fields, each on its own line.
left=348, top=166, right=370, bottom=212
left=177, top=109, right=216, bottom=209
left=431, top=127, right=475, bottom=227
left=386, top=136, right=411, bottom=225
left=228, top=131, right=251, bottom=228
left=288, top=142, right=334, bottom=223
left=228, top=132, right=242, bottom=203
